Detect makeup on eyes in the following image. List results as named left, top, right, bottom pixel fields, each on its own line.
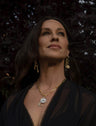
left=57, top=32, right=65, bottom=36
left=41, top=31, right=51, bottom=35
left=40, top=28, right=65, bottom=37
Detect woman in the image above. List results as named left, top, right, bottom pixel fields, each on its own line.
left=0, top=16, right=96, bottom=126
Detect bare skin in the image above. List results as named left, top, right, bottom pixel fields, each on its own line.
left=24, top=19, right=69, bottom=126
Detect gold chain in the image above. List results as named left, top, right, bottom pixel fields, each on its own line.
left=37, top=78, right=66, bottom=97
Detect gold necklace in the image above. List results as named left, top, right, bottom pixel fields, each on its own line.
left=37, top=78, right=66, bottom=106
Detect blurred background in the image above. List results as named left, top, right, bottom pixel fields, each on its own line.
left=0, top=0, right=96, bottom=109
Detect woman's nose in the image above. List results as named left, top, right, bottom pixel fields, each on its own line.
left=51, top=38, right=59, bottom=42
left=51, top=33, right=59, bottom=42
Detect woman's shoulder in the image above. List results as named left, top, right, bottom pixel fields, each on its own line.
left=0, top=85, right=31, bottom=125
left=78, top=83, right=96, bottom=99
left=65, top=80, right=96, bottom=105
left=69, top=80, right=96, bottom=96
left=79, top=85, right=96, bottom=105
left=70, top=80, right=96, bottom=105
left=1, top=84, right=31, bottom=113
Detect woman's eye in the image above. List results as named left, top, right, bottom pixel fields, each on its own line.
left=42, top=31, right=50, bottom=35
left=58, top=32, right=65, bottom=36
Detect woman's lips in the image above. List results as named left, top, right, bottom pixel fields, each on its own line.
left=48, top=44, right=61, bottom=49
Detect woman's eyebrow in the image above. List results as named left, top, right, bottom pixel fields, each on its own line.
left=57, top=28, right=65, bottom=31
left=41, top=28, right=65, bottom=31
left=41, top=28, right=50, bottom=31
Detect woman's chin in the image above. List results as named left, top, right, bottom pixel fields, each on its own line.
left=39, top=55, right=64, bottom=62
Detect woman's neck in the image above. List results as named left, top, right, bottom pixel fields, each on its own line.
left=37, top=59, right=66, bottom=90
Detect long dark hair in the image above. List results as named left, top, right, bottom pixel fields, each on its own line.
left=14, top=16, right=81, bottom=90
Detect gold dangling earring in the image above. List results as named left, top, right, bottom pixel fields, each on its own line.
left=65, top=56, right=70, bottom=69
left=34, top=61, right=39, bottom=73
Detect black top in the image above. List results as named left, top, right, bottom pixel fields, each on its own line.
left=0, top=79, right=96, bottom=126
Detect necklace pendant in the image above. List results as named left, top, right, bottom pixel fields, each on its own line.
left=40, top=97, right=47, bottom=103
left=38, top=97, right=47, bottom=106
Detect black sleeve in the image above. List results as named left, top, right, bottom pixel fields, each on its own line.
left=77, top=87, right=96, bottom=126
left=0, top=101, right=7, bottom=126
left=0, top=94, right=17, bottom=126
left=79, top=100, right=96, bottom=126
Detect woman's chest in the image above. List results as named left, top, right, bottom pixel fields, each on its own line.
left=24, top=100, right=50, bottom=126
left=24, top=89, right=56, bottom=126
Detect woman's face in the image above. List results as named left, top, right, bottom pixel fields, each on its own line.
left=38, top=19, right=69, bottom=61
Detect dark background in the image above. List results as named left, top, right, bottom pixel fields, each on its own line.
left=0, top=0, right=96, bottom=108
